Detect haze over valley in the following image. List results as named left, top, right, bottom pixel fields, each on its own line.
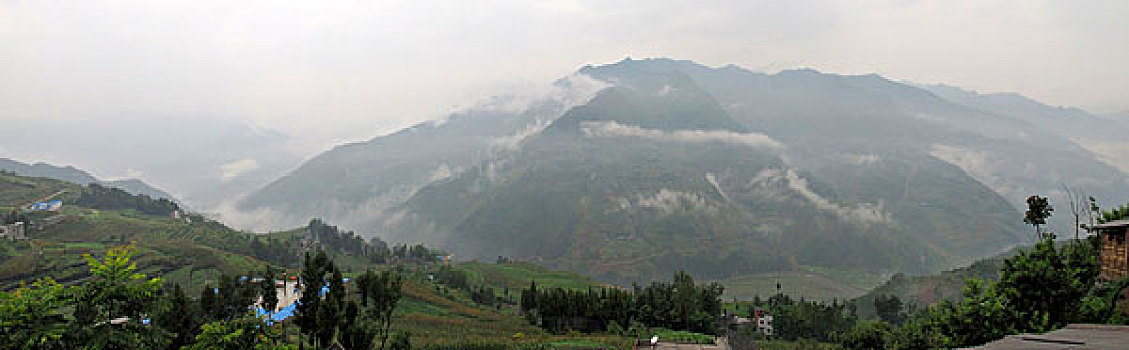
left=3, top=2, right=1129, bottom=348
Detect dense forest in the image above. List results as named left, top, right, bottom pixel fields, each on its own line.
left=307, top=218, right=443, bottom=265
left=75, top=183, right=180, bottom=216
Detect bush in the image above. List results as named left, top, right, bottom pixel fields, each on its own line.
left=837, top=320, right=893, bottom=349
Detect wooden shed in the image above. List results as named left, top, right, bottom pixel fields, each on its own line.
left=1093, top=219, right=1129, bottom=281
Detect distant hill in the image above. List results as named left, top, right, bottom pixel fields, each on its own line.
left=0, top=158, right=178, bottom=201
left=0, top=116, right=301, bottom=209
left=852, top=253, right=1009, bottom=318
left=236, top=57, right=1129, bottom=289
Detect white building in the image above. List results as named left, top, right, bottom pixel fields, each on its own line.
left=0, top=222, right=26, bottom=240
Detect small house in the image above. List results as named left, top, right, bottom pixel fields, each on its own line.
left=0, top=222, right=26, bottom=240
left=753, top=307, right=774, bottom=336
left=1094, top=220, right=1129, bottom=281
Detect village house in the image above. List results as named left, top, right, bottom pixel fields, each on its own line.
left=1094, top=219, right=1129, bottom=281
left=753, top=307, right=774, bottom=336
left=728, top=307, right=774, bottom=337
left=0, top=221, right=26, bottom=240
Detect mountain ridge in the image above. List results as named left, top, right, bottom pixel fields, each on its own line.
left=0, top=157, right=178, bottom=202
left=232, top=57, right=1125, bottom=287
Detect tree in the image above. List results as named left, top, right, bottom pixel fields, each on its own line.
left=369, top=270, right=404, bottom=350
left=200, top=283, right=218, bottom=321
left=216, top=274, right=256, bottom=321
left=314, top=266, right=346, bottom=347
left=672, top=271, right=699, bottom=331
left=188, top=311, right=286, bottom=350
left=996, top=236, right=1099, bottom=330
left=0, top=279, right=70, bottom=349
left=70, top=243, right=169, bottom=348
left=1024, top=195, right=1054, bottom=239
left=1062, top=185, right=1087, bottom=240
left=260, top=265, right=279, bottom=314
left=873, top=295, right=904, bottom=325
left=931, top=279, right=1015, bottom=347
left=296, top=251, right=331, bottom=348
left=154, top=284, right=199, bottom=349
left=838, top=320, right=894, bottom=349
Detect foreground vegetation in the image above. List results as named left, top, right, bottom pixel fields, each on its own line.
left=1, top=173, right=635, bottom=348
left=832, top=196, right=1129, bottom=349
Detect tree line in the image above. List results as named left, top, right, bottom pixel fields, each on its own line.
left=519, top=271, right=724, bottom=335
left=75, top=183, right=179, bottom=216
left=741, top=294, right=858, bottom=342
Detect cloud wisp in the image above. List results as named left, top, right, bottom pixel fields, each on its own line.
left=578, top=121, right=786, bottom=152
left=749, top=168, right=892, bottom=225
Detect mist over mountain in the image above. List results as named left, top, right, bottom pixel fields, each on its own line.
left=232, top=75, right=607, bottom=230
left=0, top=158, right=175, bottom=200
left=225, top=58, right=1129, bottom=286
left=0, top=115, right=301, bottom=209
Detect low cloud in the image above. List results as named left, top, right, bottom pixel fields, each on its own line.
left=579, top=121, right=786, bottom=152
left=492, top=74, right=609, bottom=152
left=928, top=144, right=1019, bottom=199
left=781, top=168, right=891, bottom=225
left=1071, top=139, right=1129, bottom=175
left=219, top=158, right=260, bottom=182
left=843, top=153, right=881, bottom=166
left=706, top=173, right=729, bottom=201
left=209, top=199, right=295, bottom=232
left=623, top=188, right=716, bottom=215
left=748, top=168, right=892, bottom=225
left=428, top=163, right=455, bottom=182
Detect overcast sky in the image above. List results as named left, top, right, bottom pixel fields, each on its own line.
left=3, top=0, right=1127, bottom=160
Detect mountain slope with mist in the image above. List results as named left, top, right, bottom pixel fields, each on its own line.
left=236, top=58, right=1128, bottom=287
left=235, top=76, right=606, bottom=230
left=0, top=158, right=177, bottom=201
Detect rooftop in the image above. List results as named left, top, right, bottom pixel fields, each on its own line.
left=969, top=324, right=1129, bottom=349
left=1091, top=219, right=1129, bottom=231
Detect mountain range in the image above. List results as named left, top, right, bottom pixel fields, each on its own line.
left=0, top=157, right=176, bottom=201
left=0, top=115, right=301, bottom=209
left=236, top=58, right=1129, bottom=286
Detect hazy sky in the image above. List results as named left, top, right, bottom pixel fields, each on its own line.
left=3, top=0, right=1127, bottom=159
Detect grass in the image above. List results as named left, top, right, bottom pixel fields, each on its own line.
left=652, top=329, right=714, bottom=344
left=460, top=261, right=601, bottom=294
left=716, top=271, right=870, bottom=302
left=756, top=339, right=843, bottom=350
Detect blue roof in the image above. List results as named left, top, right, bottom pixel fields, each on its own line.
left=255, top=303, right=298, bottom=325
left=28, top=200, right=62, bottom=211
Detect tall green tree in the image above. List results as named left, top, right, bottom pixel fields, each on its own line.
left=1024, top=195, right=1054, bottom=239
left=297, top=250, right=332, bottom=348
left=154, top=284, right=199, bottom=349
left=70, top=244, right=169, bottom=348
left=200, top=283, right=218, bottom=321
left=0, top=279, right=70, bottom=349
left=261, top=265, right=279, bottom=314
left=188, top=311, right=287, bottom=350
